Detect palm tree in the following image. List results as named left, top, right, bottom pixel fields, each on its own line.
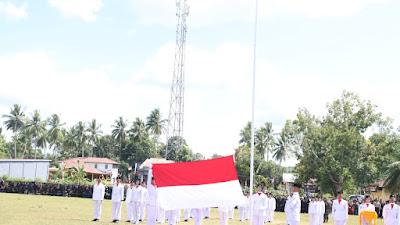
left=112, top=117, right=128, bottom=159
left=130, top=117, right=147, bottom=142
left=239, top=121, right=252, bottom=146
left=384, top=161, right=400, bottom=193
left=75, top=121, right=86, bottom=157
left=146, top=108, right=166, bottom=146
left=48, top=114, right=65, bottom=159
left=255, top=122, right=275, bottom=161
left=63, top=127, right=78, bottom=158
left=25, top=110, right=47, bottom=159
left=71, top=160, right=88, bottom=184
left=2, top=104, right=26, bottom=158
left=19, top=126, right=32, bottom=158
left=273, top=130, right=291, bottom=165
left=86, top=119, right=102, bottom=157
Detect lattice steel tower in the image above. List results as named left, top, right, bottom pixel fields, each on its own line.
left=165, top=0, right=189, bottom=159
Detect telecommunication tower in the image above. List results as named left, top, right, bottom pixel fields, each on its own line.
left=165, top=0, right=189, bottom=158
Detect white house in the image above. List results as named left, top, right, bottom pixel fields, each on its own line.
left=0, top=159, right=51, bottom=181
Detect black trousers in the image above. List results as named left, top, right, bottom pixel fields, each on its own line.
left=323, top=213, right=329, bottom=222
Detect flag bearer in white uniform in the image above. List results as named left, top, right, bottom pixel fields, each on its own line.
left=238, top=193, right=247, bottom=221
left=253, top=184, right=267, bottom=225
left=147, top=167, right=158, bottom=225
left=245, top=192, right=250, bottom=220
left=192, top=208, right=204, bottom=225
left=286, top=183, right=301, bottom=225
left=141, top=181, right=148, bottom=222
left=218, top=206, right=230, bottom=225
left=331, top=191, right=348, bottom=225
left=360, top=195, right=375, bottom=225
left=92, top=176, right=105, bottom=222
left=204, top=207, right=210, bottom=219
left=383, top=195, right=400, bottom=225
left=285, top=195, right=292, bottom=225
left=265, top=193, right=276, bottom=223
left=112, top=176, right=124, bottom=223
left=126, top=180, right=135, bottom=222
left=131, top=179, right=144, bottom=224
left=228, top=206, right=234, bottom=219
left=308, top=198, right=317, bottom=225
left=184, top=208, right=191, bottom=222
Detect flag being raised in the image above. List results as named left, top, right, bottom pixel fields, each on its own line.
left=152, top=155, right=245, bottom=210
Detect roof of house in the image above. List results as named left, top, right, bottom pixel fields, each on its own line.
left=0, top=159, right=51, bottom=162
left=59, top=157, right=119, bottom=165
left=58, top=161, right=104, bottom=175
left=375, top=180, right=386, bottom=188
left=139, top=158, right=175, bottom=169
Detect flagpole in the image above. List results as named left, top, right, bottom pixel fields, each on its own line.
left=249, top=0, right=259, bottom=224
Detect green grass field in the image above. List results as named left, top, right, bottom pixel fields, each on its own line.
left=0, top=193, right=383, bottom=225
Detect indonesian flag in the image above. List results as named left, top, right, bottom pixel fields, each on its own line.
left=152, top=155, right=245, bottom=210
left=128, top=166, right=132, bottom=171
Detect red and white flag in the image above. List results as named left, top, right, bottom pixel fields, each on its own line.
left=152, top=155, right=245, bottom=210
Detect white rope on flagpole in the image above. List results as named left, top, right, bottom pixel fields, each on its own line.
left=249, top=0, right=259, bottom=224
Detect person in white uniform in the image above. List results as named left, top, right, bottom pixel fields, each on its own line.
left=131, top=179, right=144, bottom=224
left=192, top=208, right=204, bottom=225
left=308, top=197, right=317, bottom=225
left=286, top=183, right=301, bottom=225
left=238, top=193, right=247, bottom=221
left=184, top=208, right=191, bottom=222
left=359, top=195, right=375, bottom=225
left=141, top=181, right=148, bottom=222
left=383, top=195, right=400, bottom=225
left=147, top=168, right=158, bottom=225
left=218, top=206, right=230, bottom=225
left=317, top=198, right=325, bottom=225
left=125, top=180, right=135, bottom=222
left=111, top=176, right=124, bottom=223
left=285, top=195, right=292, bottom=225
left=204, top=207, right=210, bottom=219
left=265, top=193, right=276, bottom=223
left=331, top=191, right=348, bottom=225
left=92, top=176, right=105, bottom=222
left=253, top=184, right=267, bottom=225
left=245, top=193, right=250, bottom=220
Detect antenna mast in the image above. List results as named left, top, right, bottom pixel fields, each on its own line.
left=165, top=0, right=189, bottom=159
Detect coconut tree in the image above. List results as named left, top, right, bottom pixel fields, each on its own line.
left=146, top=108, right=166, bottom=146
left=48, top=114, right=65, bottom=159
left=255, top=122, right=275, bottom=161
left=130, top=117, right=148, bottom=142
left=239, top=121, right=252, bottom=146
left=75, top=121, right=87, bottom=157
left=112, top=117, right=128, bottom=159
left=86, top=119, right=102, bottom=157
left=25, top=110, right=47, bottom=159
left=2, top=104, right=26, bottom=158
left=273, top=130, right=291, bottom=165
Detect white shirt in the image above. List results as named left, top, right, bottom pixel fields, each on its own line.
left=252, top=192, right=267, bottom=216
left=92, top=182, right=105, bottom=201
left=147, top=168, right=158, bottom=207
left=360, top=203, right=375, bottom=213
left=308, top=201, right=316, bottom=214
left=131, top=185, right=144, bottom=202
left=111, top=183, right=124, bottom=202
left=126, top=186, right=134, bottom=202
left=383, top=203, right=400, bottom=225
left=142, top=187, right=149, bottom=204
left=332, top=199, right=348, bottom=221
left=286, top=192, right=300, bottom=222
left=266, top=197, right=276, bottom=211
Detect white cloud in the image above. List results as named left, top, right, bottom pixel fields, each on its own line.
left=1, top=43, right=399, bottom=166
left=0, top=1, right=28, bottom=21
left=130, top=0, right=391, bottom=27
left=99, top=64, right=115, bottom=70
left=48, top=0, right=104, bottom=22
left=125, top=29, right=136, bottom=37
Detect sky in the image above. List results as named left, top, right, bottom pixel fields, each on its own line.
left=0, top=0, right=400, bottom=167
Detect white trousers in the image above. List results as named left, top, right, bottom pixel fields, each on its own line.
left=253, top=215, right=264, bottom=225
left=361, top=217, right=374, bottom=225
left=132, top=201, right=141, bottom=224
left=318, top=214, right=324, bottom=225
left=204, top=207, right=210, bottom=218
left=245, top=207, right=249, bottom=220
left=184, top=209, right=190, bottom=220
left=126, top=201, right=133, bottom=221
left=167, top=210, right=178, bottom=225
left=266, top=209, right=274, bottom=222
left=141, top=202, right=146, bottom=221
left=157, top=206, right=165, bottom=223
left=93, top=200, right=103, bottom=219
left=238, top=206, right=245, bottom=221
left=112, top=201, right=122, bottom=220
left=333, top=221, right=346, bottom=225
left=176, top=209, right=181, bottom=222
left=288, top=221, right=299, bottom=225
left=229, top=208, right=234, bottom=219
left=147, top=205, right=157, bottom=225
left=309, top=213, right=317, bottom=225
left=193, top=208, right=203, bottom=225
left=219, top=211, right=229, bottom=225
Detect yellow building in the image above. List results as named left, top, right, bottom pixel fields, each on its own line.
left=369, top=181, right=392, bottom=201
